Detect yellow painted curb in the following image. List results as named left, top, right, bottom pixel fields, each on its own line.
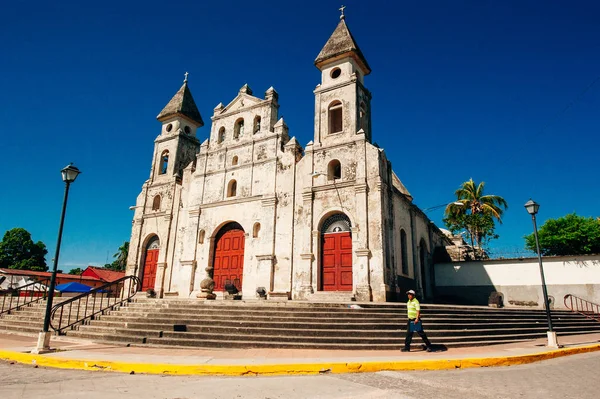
left=1, top=343, right=600, bottom=376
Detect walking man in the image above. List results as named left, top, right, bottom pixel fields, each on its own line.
left=401, top=289, right=433, bottom=352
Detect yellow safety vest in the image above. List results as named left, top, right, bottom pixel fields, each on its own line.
left=407, top=298, right=420, bottom=319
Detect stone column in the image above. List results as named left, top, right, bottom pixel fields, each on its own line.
left=297, top=190, right=315, bottom=299
left=353, top=182, right=372, bottom=301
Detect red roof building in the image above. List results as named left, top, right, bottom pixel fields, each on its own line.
left=0, top=268, right=105, bottom=289
left=81, top=266, right=125, bottom=283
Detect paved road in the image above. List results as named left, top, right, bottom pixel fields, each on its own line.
left=1, top=352, right=599, bottom=399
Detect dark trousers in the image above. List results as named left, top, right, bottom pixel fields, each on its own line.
left=404, top=319, right=432, bottom=349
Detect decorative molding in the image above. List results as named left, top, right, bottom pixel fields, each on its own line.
left=199, top=194, right=262, bottom=209
left=312, top=230, right=320, bottom=238
left=312, top=180, right=354, bottom=192
left=180, top=260, right=195, bottom=267
left=313, top=140, right=357, bottom=152
left=256, top=254, right=275, bottom=262
left=142, top=211, right=167, bottom=220
left=355, top=248, right=371, bottom=257
left=302, top=191, right=313, bottom=202
left=300, top=253, right=314, bottom=261
left=261, top=196, right=277, bottom=207
left=164, top=214, right=173, bottom=222
left=157, top=262, right=167, bottom=269
left=200, top=158, right=277, bottom=178
left=354, top=183, right=368, bottom=194
left=188, top=209, right=201, bottom=217
left=268, top=291, right=290, bottom=301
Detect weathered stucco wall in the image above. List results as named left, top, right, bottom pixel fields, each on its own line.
left=435, top=255, right=600, bottom=309
left=126, top=22, right=449, bottom=302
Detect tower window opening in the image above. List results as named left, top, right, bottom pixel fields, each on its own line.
left=330, top=68, right=341, bottom=79
left=232, top=156, right=238, bottom=166
left=253, top=222, right=261, bottom=238
left=327, top=159, right=341, bottom=180
left=152, top=195, right=161, bottom=211
left=227, top=180, right=237, bottom=197
left=218, top=127, right=225, bottom=143
left=159, top=151, right=169, bottom=175
left=253, top=115, right=261, bottom=134
left=359, top=102, right=368, bottom=132
left=328, top=100, right=343, bottom=134
left=234, top=118, right=244, bottom=139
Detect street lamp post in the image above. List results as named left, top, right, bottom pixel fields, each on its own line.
left=524, top=199, right=558, bottom=348
left=34, top=163, right=80, bottom=353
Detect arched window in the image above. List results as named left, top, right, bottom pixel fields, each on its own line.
left=227, top=180, right=237, bottom=197
left=218, top=127, right=225, bottom=143
left=234, top=118, right=244, bottom=139
left=253, top=115, right=261, bottom=134
left=400, top=229, right=408, bottom=275
left=198, top=229, right=205, bottom=244
left=152, top=195, right=161, bottom=211
left=327, top=159, right=341, bottom=180
left=328, top=100, right=343, bottom=134
left=159, top=151, right=169, bottom=174
left=253, top=222, right=261, bottom=238
left=232, top=156, right=238, bottom=166
left=321, top=213, right=351, bottom=233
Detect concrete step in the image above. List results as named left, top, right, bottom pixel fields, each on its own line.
left=85, top=318, right=600, bottom=333
left=111, top=306, right=580, bottom=319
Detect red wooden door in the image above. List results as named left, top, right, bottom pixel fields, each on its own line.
left=141, top=249, right=158, bottom=291
left=213, top=228, right=245, bottom=291
left=321, top=232, right=353, bottom=291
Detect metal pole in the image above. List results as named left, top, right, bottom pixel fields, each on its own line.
left=532, top=213, right=553, bottom=332
left=42, top=181, right=71, bottom=333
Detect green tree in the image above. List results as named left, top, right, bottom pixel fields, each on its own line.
left=68, top=267, right=83, bottom=275
left=444, top=179, right=508, bottom=255
left=0, top=228, right=48, bottom=271
left=104, top=241, right=129, bottom=272
left=525, top=213, right=600, bottom=256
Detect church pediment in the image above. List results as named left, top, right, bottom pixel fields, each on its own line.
left=220, top=94, right=262, bottom=115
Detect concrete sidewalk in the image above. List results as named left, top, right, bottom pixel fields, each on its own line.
left=1, top=332, right=599, bottom=375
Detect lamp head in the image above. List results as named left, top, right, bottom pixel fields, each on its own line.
left=61, top=163, right=81, bottom=183
left=524, top=199, right=539, bottom=215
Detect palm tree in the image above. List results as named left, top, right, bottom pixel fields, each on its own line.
left=112, top=241, right=129, bottom=272
left=444, top=179, right=508, bottom=252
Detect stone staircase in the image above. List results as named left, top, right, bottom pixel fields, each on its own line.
left=1, top=297, right=600, bottom=350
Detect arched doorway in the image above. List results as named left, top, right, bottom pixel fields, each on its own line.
left=212, top=222, right=245, bottom=291
left=320, top=213, right=352, bottom=291
left=141, top=236, right=159, bottom=291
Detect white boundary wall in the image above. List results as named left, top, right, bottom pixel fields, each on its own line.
left=434, top=255, right=600, bottom=309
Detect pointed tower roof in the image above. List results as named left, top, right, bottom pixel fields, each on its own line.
left=157, top=80, right=204, bottom=126
left=314, top=17, right=371, bottom=75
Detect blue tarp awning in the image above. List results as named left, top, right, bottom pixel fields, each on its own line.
left=55, top=282, right=94, bottom=293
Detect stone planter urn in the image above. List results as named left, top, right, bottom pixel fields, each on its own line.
left=197, top=266, right=216, bottom=300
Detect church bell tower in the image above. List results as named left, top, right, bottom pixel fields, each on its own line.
left=151, top=74, right=204, bottom=182
left=313, top=10, right=372, bottom=145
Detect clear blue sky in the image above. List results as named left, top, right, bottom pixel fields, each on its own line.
left=1, top=1, right=598, bottom=270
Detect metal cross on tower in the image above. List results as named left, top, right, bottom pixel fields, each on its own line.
left=184, top=72, right=189, bottom=83
left=339, top=5, right=346, bottom=19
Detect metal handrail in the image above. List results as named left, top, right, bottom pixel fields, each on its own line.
left=564, top=294, right=600, bottom=322
left=50, top=275, right=140, bottom=333
left=0, top=277, right=51, bottom=316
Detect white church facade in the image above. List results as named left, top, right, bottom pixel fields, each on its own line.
left=126, top=16, right=449, bottom=302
